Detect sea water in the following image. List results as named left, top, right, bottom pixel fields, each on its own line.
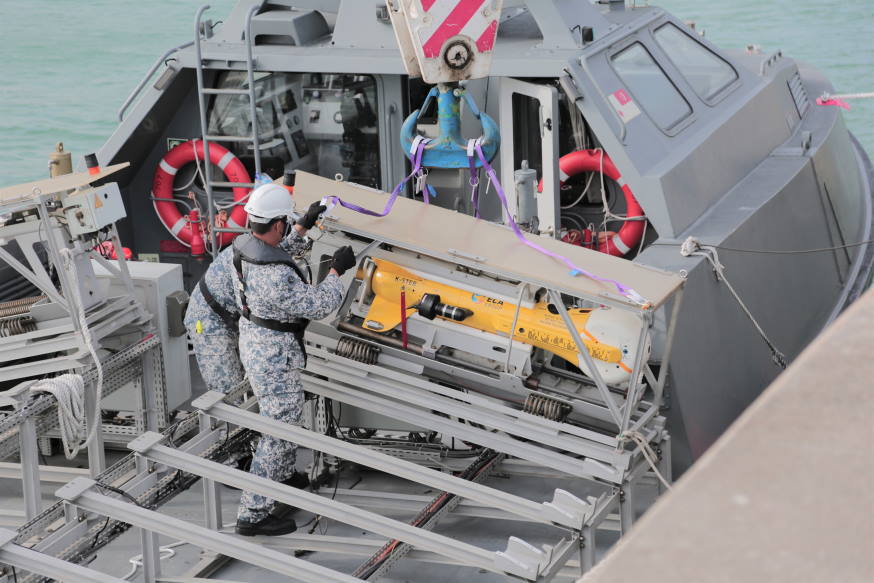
left=0, top=0, right=871, bottom=186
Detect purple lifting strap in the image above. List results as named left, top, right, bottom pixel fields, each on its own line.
left=323, top=138, right=430, bottom=216
left=467, top=139, right=482, bottom=219
left=473, top=142, right=647, bottom=305
left=318, top=137, right=648, bottom=306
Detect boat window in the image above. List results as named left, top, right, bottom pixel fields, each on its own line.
left=654, top=23, right=738, bottom=100
left=209, top=72, right=381, bottom=189
left=611, top=43, right=692, bottom=131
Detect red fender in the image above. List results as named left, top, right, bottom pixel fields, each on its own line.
left=541, top=149, right=645, bottom=257
left=151, top=140, right=251, bottom=248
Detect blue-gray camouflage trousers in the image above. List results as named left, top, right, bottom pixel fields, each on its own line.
left=237, top=337, right=304, bottom=523
left=190, top=331, right=245, bottom=394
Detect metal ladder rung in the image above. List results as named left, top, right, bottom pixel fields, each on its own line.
left=214, top=227, right=249, bottom=234
left=201, top=87, right=250, bottom=95
left=210, top=181, right=256, bottom=188
left=203, top=134, right=255, bottom=143
left=196, top=4, right=262, bottom=257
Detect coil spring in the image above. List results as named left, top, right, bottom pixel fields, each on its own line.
left=336, top=337, right=380, bottom=365
left=523, top=393, right=572, bottom=422
left=0, top=316, right=37, bottom=337
left=0, top=295, right=45, bottom=318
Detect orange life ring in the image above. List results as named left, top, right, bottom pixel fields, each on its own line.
left=151, top=140, right=251, bottom=248
left=540, top=149, right=645, bottom=257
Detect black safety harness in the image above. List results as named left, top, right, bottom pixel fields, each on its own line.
left=232, top=234, right=311, bottom=361
left=197, top=278, right=240, bottom=331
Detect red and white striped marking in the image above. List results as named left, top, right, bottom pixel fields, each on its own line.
left=417, top=0, right=498, bottom=59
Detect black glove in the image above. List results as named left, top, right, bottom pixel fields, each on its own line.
left=296, top=201, right=327, bottom=230
left=331, top=245, right=356, bottom=276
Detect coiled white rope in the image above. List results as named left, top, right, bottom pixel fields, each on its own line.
left=31, top=248, right=105, bottom=459
left=29, top=374, right=87, bottom=459
left=618, top=430, right=672, bottom=491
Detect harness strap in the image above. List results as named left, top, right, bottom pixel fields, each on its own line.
left=322, top=137, right=429, bottom=216
left=473, top=141, right=649, bottom=306
left=198, top=277, right=239, bottom=331
left=467, top=138, right=481, bottom=219
left=232, top=246, right=309, bottom=335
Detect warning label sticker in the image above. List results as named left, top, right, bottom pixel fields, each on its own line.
left=608, top=89, right=642, bottom=123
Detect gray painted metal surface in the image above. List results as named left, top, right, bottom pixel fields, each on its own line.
left=56, top=478, right=361, bottom=583
left=193, top=391, right=592, bottom=529
left=0, top=529, right=126, bottom=583
left=93, top=2, right=873, bottom=473
left=2, top=0, right=869, bottom=581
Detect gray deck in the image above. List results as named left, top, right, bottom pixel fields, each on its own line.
left=0, top=446, right=659, bottom=581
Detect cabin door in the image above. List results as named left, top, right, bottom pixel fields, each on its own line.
left=498, top=79, right=560, bottom=237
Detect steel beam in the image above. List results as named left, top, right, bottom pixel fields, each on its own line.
left=17, top=418, right=41, bottom=520
left=302, top=374, right=622, bottom=483
left=247, top=534, right=586, bottom=580
left=547, top=290, right=623, bottom=427
left=356, top=452, right=504, bottom=580
left=323, top=488, right=622, bottom=532
left=0, top=462, right=90, bottom=483
left=127, top=432, right=547, bottom=580
left=195, top=392, right=590, bottom=528
left=619, top=312, right=652, bottom=434
left=198, top=413, right=222, bottom=531
left=55, top=478, right=360, bottom=583
left=0, top=528, right=125, bottom=583
left=308, top=351, right=624, bottom=458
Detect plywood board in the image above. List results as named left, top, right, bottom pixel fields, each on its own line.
left=0, top=163, right=130, bottom=204
left=294, top=171, right=683, bottom=309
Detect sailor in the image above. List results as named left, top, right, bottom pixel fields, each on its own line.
left=183, top=183, right=323, bottom=396
left=231, top=183, right=355, bottom=536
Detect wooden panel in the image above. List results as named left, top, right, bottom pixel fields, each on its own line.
left=294, top=171, right=682, bottom=309
left=0, top=163, right=130, bottom=203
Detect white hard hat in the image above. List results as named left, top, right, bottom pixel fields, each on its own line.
left=244, top=183, right=297, bottom=224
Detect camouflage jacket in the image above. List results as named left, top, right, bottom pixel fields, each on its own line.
left=184, top=229, right=310, bottom=335
left=234, top=237, right=343, bottom=369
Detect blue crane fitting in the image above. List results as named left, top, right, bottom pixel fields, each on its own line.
left=401, top=84, right=500, bottom=169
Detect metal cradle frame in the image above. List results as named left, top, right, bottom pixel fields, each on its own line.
left=0, top=168, right=176, bottom=526
left=0, top=378, right=671, bottom=582
left=0, top=240, right=682, bottom=580
left=0, top=334, right=168, bottom=524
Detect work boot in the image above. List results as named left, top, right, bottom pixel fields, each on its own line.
left=235, top=513, right=297, bottom=537
left=271, top=471, right=311, bottom=516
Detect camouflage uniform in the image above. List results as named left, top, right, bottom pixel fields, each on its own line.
left=184, top=232, right=311, bottom=394
left=234, top=236, right=343, bottom=523
left=184, top=248, right=242, bottom=394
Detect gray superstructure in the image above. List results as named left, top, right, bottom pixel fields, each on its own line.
left=98, top=0, right=873, bottom=468
left=0, top=1, right=871, bottom=582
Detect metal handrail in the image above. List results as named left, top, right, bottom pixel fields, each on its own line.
left=117, top=41, right=194, bottom=122
left=193, top=4, right=262, bottom=257
left=194, top=5, right=218, bottom=257
left=245, top=4, right=263, bottom=179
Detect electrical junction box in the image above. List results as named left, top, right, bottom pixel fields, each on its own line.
left=62, top=183, right=126, bottom=237
left=93, top=260, right=192, bottom=413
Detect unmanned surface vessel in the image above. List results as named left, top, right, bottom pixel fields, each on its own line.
left=0, top=1, right=871, bottom=582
